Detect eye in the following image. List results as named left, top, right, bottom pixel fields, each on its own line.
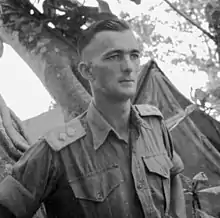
left=130, top=53, right=140, bottom=60
left=106, top=54, right=121, bottom=61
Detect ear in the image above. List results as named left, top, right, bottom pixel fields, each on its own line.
left=78, top=61, right=92, bottom=80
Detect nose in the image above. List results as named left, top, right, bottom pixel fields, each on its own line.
left=121, top=56, right=134, bottom=74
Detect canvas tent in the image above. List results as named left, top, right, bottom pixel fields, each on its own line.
left=133, top=60, right=220, bottom=217
left=22, top=60, right=220, bottom=217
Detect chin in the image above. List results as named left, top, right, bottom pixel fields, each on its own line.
left=106, top=87, right=136, bottom=102
left=117, top=91, right=136, bottom=101
left=124, top=88, right=136, bottom=97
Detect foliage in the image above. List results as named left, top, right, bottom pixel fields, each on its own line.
left=166, top=0, right=220, bottom=120
left=2, top=0, right=220, bottom=119
left=0, top=94, right=31, bottom=161
left=0, top=0, right=142, bottom=55
left=0, top=0, right=117, bottom=53
left=181, top=172, right=220, bottom=217
left=118, top=0, right=220, bottom=120
left=165, top=103, right=198, bottom=131
left=196, top=209, right=216, bottom=218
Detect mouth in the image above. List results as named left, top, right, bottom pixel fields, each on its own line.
left=119, top=79, right=135, bottom=83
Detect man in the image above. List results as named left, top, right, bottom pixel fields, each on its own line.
left=0, top=18, right=186, bottom=218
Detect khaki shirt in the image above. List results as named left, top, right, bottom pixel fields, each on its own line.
left=0, top=102, right=184, bottom=218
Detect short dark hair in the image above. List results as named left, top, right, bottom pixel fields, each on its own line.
left=77, top=17, right=130, bottom=55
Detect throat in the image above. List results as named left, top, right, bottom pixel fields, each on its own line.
left=93, top=98, right=132, bottom=142
left=121, top=131, right=130, bottom=144
left=115, top=126, right=130, bottom=143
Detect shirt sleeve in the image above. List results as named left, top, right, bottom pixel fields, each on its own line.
left=161, top=121, right=184, bottom=177
left=0, top=138, right=61, bottom=218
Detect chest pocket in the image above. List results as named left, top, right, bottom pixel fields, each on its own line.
left=68, top=164, right=124, bottom=217
left=142, top=154, right=173, bottom=215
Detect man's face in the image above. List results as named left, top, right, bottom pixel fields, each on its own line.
left=81, top=29, right=140, bottom=102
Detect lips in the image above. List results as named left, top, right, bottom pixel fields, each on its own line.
left=119, top=79, right=134, bottom=83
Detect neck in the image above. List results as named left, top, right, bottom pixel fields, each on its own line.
left=93, top=96, right=131, bottom=140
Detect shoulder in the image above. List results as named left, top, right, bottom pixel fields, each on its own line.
left=44, top=115, right=86, bottom=151
left=134, top=104, right=163, bottom=119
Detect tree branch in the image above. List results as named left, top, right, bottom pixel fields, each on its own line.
left=9, top=110, right=32, bottom=144
left=163, top=0, right=216, bottom=43
left=194, top=15, right=215, bottom=62
left=0, top=95, right=30, bottom=152
left=0, top=115, right=22, bottom=161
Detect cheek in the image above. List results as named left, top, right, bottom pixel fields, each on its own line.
left=134, top=60, right=141, bottom=72
left=98, top=73, right=110, bottom=86
left=93, top=65, right=118, bottom=85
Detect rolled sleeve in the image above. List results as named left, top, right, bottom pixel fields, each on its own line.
left=0, top=175, right=35, bottom=216
left=0, top=138, right=60, bottom=217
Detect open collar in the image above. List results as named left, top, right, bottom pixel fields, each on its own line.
left=86, top=101, right=149, bottom=150
left=87, top=101, right=113, bottom=150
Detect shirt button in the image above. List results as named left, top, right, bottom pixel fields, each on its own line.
left=67, top=127, right=76, bottom=137
left=59, top=132, right=67, bottom=141
left=137, top=183, right=143, bottom=190
left=96, top=191, right=103, bottom=200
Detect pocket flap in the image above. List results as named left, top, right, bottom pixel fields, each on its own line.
left=142, top=154, right=173, bottom=179
left=70, top=165, right=124, bottom=202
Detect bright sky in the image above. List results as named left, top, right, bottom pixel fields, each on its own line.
left=0, top=0, right=209, bottom=121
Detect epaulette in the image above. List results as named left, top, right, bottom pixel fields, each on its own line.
left=44, top=117, right=86, bottom=151
left=134, top=104, right=163, bottom=119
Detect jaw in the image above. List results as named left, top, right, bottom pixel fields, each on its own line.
left=110, top=87, right=137, bottom=102
left=91, top=81, right=137, bottom=103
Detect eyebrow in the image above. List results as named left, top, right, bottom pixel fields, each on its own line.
left=103, top=49, right=140, bottom=56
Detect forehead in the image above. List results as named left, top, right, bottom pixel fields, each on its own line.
left=82, top=30, right=139, bottom=60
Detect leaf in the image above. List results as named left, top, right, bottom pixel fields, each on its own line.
left=165, top=104, right=197, bottom=131
left=21, top=24, right=31, bottom=33
left=194, top=89, right=208, bottom=102
left=196, top=209, right=215, bottom=218
left=205, top=3, right=215, bottom=25
left=185, top=104, right=198, bottom=115
left=96, top=0, right=112, bottom=13
left=0, top=38, right=4, bottom=58
left=198, top=185, right=220, bottom=195
left=183, top=188, right=192, bottom=195
left=9, top=15, right=18, bottom=21
left=14, top=17, right=28, bottom=29
left=192, top=172, right=209, bottom=191
left=34, top=24, right=43, bottom=35
left=130, top=0, right=141, bottom=5
left=193, top=172, right=208, bottom=182
left=165, top=110, right=185, bottom=131
left=179, top=173, right=192, bottom=190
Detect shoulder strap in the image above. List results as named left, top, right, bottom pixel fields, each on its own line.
left=45, top=117, right=86, bottom=151
left=134, top=104, right=163, bottom=118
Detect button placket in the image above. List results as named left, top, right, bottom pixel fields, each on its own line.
left=131, top=149, right=157, bottom=217
left=121, top=191, right=130, bottom=217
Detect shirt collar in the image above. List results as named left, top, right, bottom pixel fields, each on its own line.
left=86, top=101, right=151, bottom=150
left=87, top=101, right=113, bottom=150
left=130, top=105, right=152, bottom=130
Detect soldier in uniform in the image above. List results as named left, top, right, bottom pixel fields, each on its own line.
left=0, top=18, right=186, bottom=218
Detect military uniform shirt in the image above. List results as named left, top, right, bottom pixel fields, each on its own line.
left=0, top=102, right=184, bottom=218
